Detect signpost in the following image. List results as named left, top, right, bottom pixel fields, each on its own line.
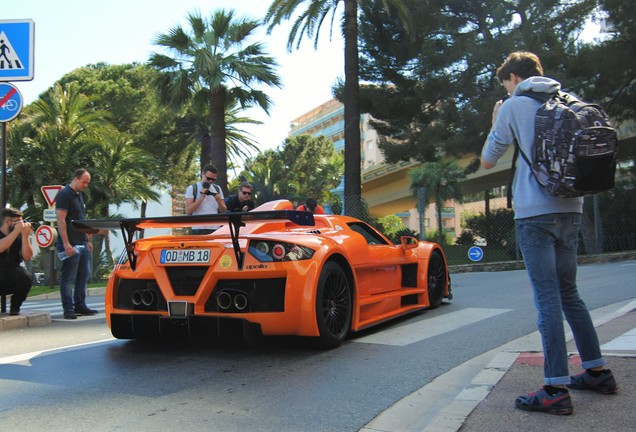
left=0, top=19, right=35, bottom=81
left=0, top=82, right=24, bottom=207
left=41, top=185, right=63, bottom=207
left=0, top=82, right=22, bottom=122
left=35, top=225, right=56, bottom=249
left=41, top=185, right=60, bottom=289
left=0, top=19, right=34, bottom=208
left=468, top=246, right=484, bottom=262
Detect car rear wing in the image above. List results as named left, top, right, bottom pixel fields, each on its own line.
left=72, top=210, right=315, bottom=271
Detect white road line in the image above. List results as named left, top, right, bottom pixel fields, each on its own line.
left=354, top=308, right=512, bottom=346
left=601, top=327, right=636, bottom=351
left=0, top=338, right=116, bottom=365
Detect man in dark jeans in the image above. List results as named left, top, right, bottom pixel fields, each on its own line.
left=481, top=51, right=617, bottom=415
left=0, top=207, right=34, bottom=315
left=56, top=168, right=98, bottom=319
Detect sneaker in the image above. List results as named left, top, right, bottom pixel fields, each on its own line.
left=9, top=308, right=20, bottom=316
left=515, top=387, right=573, bottom=415
left=567, top=369, right=618, bottom=394
left=75, top=307, right=98, bottom=316
left=63, top=312, right=78, bottom=320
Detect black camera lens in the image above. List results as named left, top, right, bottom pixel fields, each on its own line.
left=201, top=181, right=210, bottom=189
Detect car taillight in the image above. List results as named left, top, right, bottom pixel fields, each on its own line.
left=248, top=240, right=315, bottom=262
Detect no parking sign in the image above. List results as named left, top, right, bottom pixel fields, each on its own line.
left=35, top=224, right=57, bottom=248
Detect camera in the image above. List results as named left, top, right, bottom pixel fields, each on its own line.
left=201, top=181, right=216, bottom=196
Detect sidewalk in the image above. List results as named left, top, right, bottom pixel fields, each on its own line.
left=458, top=304, right=636, bottom=431
left=361, top=298, right=636, bottom=432
left=0, top=287, right=105, bottom=331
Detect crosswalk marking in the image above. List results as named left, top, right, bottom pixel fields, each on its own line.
left=601, top=327, right=636, bottom=351
left=19, top=300, right=104, bottom=321
left=354, top=308, right=512, bottom=346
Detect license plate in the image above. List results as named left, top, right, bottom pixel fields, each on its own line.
left=160, top=248, right=211, bottom=264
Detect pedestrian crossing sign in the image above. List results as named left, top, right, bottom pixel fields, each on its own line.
left=0, top=19, right=35, bottom=81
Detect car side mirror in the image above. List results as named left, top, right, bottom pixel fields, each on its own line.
left=400, top=236, right=418, bottom=250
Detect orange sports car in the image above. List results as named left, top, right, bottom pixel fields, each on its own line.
left=73, top=200, right=451, bottom=348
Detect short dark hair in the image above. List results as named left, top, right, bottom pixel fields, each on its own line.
left=202, top=164, right=217, bottom=174
left=73, top=168, right=89, bottom=180
left=496, top=51, right=543, bottom=82
left=1, top=207, right=23, bottom=224
left=239, top=181, right=253, bottom=191
left=305, top=197, right=318, bottom=212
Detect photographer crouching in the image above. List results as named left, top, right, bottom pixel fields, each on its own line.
left=0, top=208, right=33, bottom=315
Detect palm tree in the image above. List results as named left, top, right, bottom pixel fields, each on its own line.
left=409, top=159, right=465, bottom=245
left=265, top=0, right=412, bottom=218
left=240, top=149, right=300, bottom=203
left=8, top=82, right=107, bottom=210
left=149, top=9, right=281, bottom=193
left=178, top=97, right=263, bottom=177
left=89, top=129, right=161, bottom=271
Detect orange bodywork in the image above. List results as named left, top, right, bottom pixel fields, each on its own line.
left=87, top=200, right=451, bottom=345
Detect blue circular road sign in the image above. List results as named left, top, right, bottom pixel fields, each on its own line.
left=468, top=246, right=484, bottom=262
left=0, top=82, right=23, bottom=122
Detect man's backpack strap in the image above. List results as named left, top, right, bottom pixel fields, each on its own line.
left=186, top=183, right=197, bottom=215
left=507, top=138, right=533, bottom=209
left=518, top=90, right=553, bottom=104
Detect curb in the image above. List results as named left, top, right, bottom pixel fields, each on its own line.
left=361, top=298, right=636, bottom=432
left=28, top=286, right=106, bottom=301
left=0, top=311, right=52, bottom=330
left=0, top=287, right=106, bottom=332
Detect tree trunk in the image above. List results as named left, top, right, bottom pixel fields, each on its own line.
left=139, top=200, right=147, bottom=239
left=342, top=0, right=362, bottom=218
left=209, top=86, right=228, bottom=195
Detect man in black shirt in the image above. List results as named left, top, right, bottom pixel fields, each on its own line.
left=0, top=208, right=33, bottom=315
left=225, top=182, right=255, bottom=213
left=56, top=168, right=98, bottom=319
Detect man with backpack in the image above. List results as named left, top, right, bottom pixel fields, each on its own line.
left=185, top=164, right=227, bottom=234
left=481, top=51, right=617, bottom=415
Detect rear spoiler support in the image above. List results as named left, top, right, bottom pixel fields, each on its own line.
left=72, top=210, right=314, bottom=271
left=228, top=215, right=246, bottom=270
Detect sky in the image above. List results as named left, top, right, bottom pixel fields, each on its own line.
left=2, top=0, right=345, bottom=151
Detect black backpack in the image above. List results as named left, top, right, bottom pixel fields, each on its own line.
left=509, top=91, right=618, bottom=202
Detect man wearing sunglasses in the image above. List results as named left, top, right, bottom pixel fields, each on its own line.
left=185, top=164, right=227, bottom=234
left=224, top=182, right=255, bottom=213
left=0, top=207, right=33, bottom=315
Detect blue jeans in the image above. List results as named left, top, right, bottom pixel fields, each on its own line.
left=515, top=213, right=606, bottom=386
left=59, top=243, right=91, bottom=314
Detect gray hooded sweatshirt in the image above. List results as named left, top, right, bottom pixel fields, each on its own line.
left=481, top=76, right=584, bottom=219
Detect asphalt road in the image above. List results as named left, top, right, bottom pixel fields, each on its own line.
left=1, top=261, right=634, bottom=431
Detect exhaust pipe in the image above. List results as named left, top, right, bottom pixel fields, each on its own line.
left=234, top=294, right=248, bottom=311
left=141, top=290, right=156, bottom=306
left=217, top=292, right=232, bottom=310
left=131, top=290, right=143, bottom=306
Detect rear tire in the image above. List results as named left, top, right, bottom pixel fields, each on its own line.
left=314, top=262, right=352, bottom=348
left=427, top=250, right=447, bottom=308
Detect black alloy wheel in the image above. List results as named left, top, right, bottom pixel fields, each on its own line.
left=314, top=261, right=352, bottom=348
left=427, top=250, right=447, bottom=308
